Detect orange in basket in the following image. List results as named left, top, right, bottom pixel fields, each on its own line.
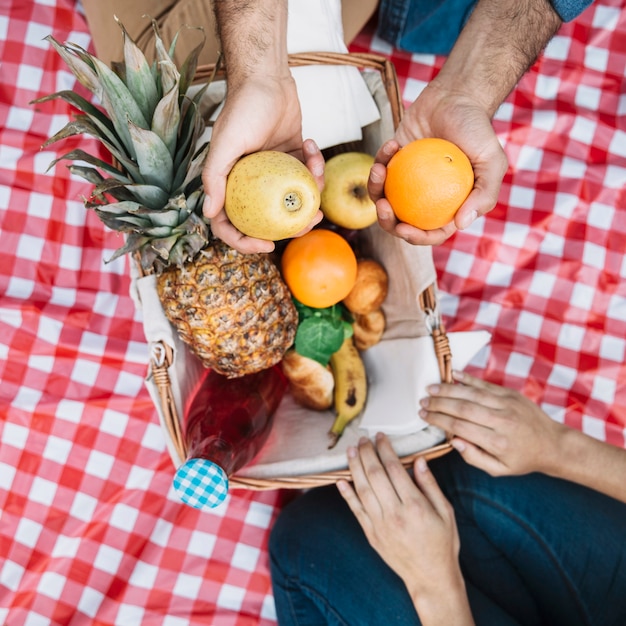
left=281, top=228, right=357, bottom=308
left=384, top=138, right=474, bottom=231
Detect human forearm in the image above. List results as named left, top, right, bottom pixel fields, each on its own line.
left=212, top=0, right=290, bottom=84
left=546, top=428, right=626, bottom=504
left=433, top=0, right=562, bottom=117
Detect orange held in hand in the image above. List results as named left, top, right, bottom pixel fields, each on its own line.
left=384, top=138, right=474, bottom=231
left=281, top=229, right=357, bottom=308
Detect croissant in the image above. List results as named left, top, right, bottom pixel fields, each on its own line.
left=281, top=349, right=334, bottom=411
left=352, top=308, right=386, bottom=350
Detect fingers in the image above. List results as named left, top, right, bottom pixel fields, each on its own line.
left=373, top=138, right=400, bottom=168
left=449, top=438, right=507, bottom=476
left=395, top=221, right=457, bottom=246
left=338, top=434, right=453, bottom=527
left=345, top=437, right=385, bottom=518
left=373, top=434, right=423, bottom=503
left=412, top=456, right=454, bottom=519
left=368, top=161, right=386, bottom=203
left=430, top=371, right=512, bottom=406
left=454, top=143, right=508, bottom=231
left=292, top=210, right=324, bottom=237
left=209, top=211, right=275, bottom=254
left=302, top=138, right=324, bottom=192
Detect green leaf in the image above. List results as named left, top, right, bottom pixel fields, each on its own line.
left=50, top=149, right=129, bottom=181
left=151, top=82, right=180, bottom=157
left=119, top=20, right=160, bottom=122
left=294, top=316, right=345, bottom=366
left=178, top=30, right=206, bottom=95
left=179, top=141, right=209, bottom=192
left=127, top=119, right=174, bottom=188
left=91, top=54, right=149, bottom=157
left=42, top=117, right=142, bottom=181
left=125, top=184, right=170, bottom=209
left=44, top=36, right=99, bottom=95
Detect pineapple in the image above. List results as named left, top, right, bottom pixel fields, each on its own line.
left=33, top=21, right=297, bottom=377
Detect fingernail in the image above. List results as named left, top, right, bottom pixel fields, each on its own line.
left=419, top=409, right=428, bottom=419
left=358, top=436, right=369, bottom=446
left=459, top=210, right=477, bottom=229
left=426, top=384, right=439, bottom=395
left=420, top=397, right=430, bottom=408
left=417, top=457, right=428, bottom=473
left=451, top=439, right=466, bottom=452
left=375, top=432, right=384, bottom=441
left=347, top=446, right=357, bottom=458
left=452, top=370, right=465, bottom=381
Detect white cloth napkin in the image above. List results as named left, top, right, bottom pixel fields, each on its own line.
left=359, top=331, right=492, bottom=436
left=287, top=0, right=381, bottom=148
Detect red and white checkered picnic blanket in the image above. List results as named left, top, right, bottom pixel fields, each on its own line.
left=1, top=0, right=624, bottom=623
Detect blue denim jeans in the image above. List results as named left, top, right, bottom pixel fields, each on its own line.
left=269, top=451, right=626, bottom=625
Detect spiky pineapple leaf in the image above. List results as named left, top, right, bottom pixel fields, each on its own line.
left=178, top=33, right=206, bottom=96
left=153, top=24, right=179, bottom=96
left=183, top=186, right=204, bottom=214
left=172, top=98, right=205, bottom=181
left=151, top=83, right=179, bottom=157
left=44, top=36, right=100, bottom=94
left=93, top=211, right=145, bottom=233
left=149, top=233, right=180, bottom=260
left=30, top=90, right=115, bottom=135
left=131, top=206, right=182, bottom=228
left=49, top=149, right=130, bottom=181
left=68, top=164, right=107, bottom=186
left=42, top=118, right=142, bottom=181
left=31, top=90, right=129, bottom=165
left=106, top=232, right=152, bottom=265
left=118, top=19, right=160, bottom=123
left=89, top=179, right=170, bottom=208
left=127, top=120, right=174, bottom=188
left=89, top=54, right=150, bottom=157
left=181, top=142, right=210, bottom=190
left=90, top=178, right=138, bottom=203
left=123, top=184, right=170, bottom=209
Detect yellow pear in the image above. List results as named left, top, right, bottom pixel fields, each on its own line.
left=225, top=151, right=320, bottom=241
left=321, top=152, right=377, bottom=230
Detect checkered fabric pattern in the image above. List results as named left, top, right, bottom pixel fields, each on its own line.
left=0, top=0, right=624, bottom=624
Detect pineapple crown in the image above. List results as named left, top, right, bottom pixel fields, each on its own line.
left=32, top=19, right=218, bottom=273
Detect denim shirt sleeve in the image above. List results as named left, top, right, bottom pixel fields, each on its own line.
left=549, top=0, right=595, bottom=21
left=377, top=0, right=597, bottom=56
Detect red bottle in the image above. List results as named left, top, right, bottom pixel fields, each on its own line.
left=173, top=364, right=287, bottom=509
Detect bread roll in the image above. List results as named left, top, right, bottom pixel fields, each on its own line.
left=342, top=258, right=389, bottom=315
left=281, top=350, right=334, bottom=411
left=353, top=308, right=386, bottom=350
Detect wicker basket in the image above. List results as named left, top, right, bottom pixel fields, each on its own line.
left=134, top=52, right=454, bottom=492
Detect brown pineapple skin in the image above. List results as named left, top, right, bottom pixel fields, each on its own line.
left=156, top=240, right=297, bottom=378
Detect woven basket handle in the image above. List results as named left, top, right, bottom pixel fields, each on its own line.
left=193, top=51, right=404, bottom=130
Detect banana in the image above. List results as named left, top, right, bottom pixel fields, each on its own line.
left=327, top=336, right=367, bottom=449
